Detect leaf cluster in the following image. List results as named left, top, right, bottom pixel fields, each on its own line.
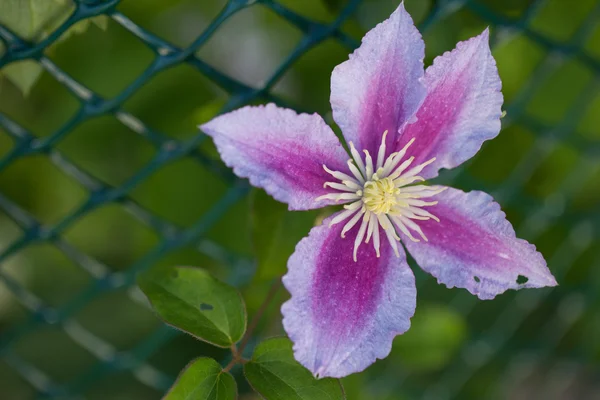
left=139, top=266, right=345, bottom=400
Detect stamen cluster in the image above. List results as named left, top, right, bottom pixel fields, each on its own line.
left=316, top=131, right=445, bottom=261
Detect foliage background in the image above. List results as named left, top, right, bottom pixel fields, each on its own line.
left=0, top=0, right=599, bottom=398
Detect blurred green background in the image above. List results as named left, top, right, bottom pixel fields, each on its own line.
left=0, top=0, right=599, bottom=399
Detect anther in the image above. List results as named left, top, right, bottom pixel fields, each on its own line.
left=315, top=134, right=444, bottom=262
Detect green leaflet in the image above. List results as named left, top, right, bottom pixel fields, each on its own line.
left=244, top=337, right=345, bottom=400
left=138, top=267, right=247, bottom=348
left=165, top=358, right=237, bottom=400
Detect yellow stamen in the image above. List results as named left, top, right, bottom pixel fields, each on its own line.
left=362, top=177, right=400, bottom=215
left=315, top=133, right=443, bottom=262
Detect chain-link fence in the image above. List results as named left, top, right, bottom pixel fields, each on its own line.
left=0, top=0, right=598, bottom=399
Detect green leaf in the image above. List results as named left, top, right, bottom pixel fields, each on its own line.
left=244, top=337, right=345, bottom=400
left=165, top=358, right=237, bottom=400
left=0, top=0, right=108, bottom=96
left=1, top=61, right=44, bottom=96
left=91, top=15, right=109, bottom=30
left=138, top=267, right=247, bottom=347
left=58, top=15, right=109, bottom=42
left=250, top=190, right=317, bottom=282
left=0, top=0, right=64, bottom=40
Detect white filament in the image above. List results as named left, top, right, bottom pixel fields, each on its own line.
left=316, top=132, right=444, bottom=262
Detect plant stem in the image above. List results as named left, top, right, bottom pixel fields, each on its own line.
left=223, top=352, right=237, bottom=373
left=238, top=278, right=283, bottom=357
left=222, top=279, right=283, bottom=372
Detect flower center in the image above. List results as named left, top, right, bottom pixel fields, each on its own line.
left=316, top=131, right=445, bottom=262
left=363, top=177, right=399, bottom=214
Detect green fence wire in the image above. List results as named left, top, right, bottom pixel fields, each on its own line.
left=0, top=0, right=599, bottom=399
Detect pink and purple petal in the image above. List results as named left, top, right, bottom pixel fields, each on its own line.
left=282, top=214, right=416, bottom=378
left=396, top=29, right=503, bottom=180
left=330, top=2, right=426, bottom=157
left=200, top=104, right=350, bottom=211
left=402, top=187, right=557, bottom=300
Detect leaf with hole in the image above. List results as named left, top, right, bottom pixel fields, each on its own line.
left=244, top=337, right=345, bottom=400
left=165, top=357, right=237, bottom=400
left=138, top=266, right=246, bottom=347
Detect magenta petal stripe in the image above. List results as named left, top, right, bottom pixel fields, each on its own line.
left=200, top=104, right=350, bottom=211
left=282, top=214, right=417, bottom=378
left=330, top=2, right=426, bottom=158
left=402, top=187, right=557, bottom=300
left=396, top=29, right=503, bottom=180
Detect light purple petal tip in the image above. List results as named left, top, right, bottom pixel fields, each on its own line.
left=330, top=1, right=426, bottom=157
left=396, top=28, right=504, bottom=179
left=403, top=187, right=557, bottom=300
left=282, top=214, right=416, bottom=378
left=200, top=104, right=349, bottom=211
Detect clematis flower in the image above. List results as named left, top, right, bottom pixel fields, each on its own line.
left=200, top=3, right=557, bottom=378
